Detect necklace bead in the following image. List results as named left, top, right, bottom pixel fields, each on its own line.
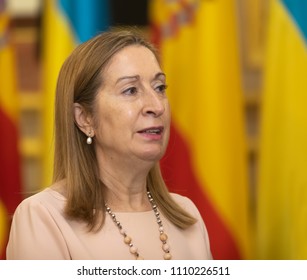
left=105, top=191, right=172, bottom=260
left=124, top=236, right=132, bottom=244
left=130, top=246, right=138, bottom=254
left=162, top=243, right=170, bottom=252
left=160, top=233, right=168, bottom=242
left=164, top=253, right=172, bottom=260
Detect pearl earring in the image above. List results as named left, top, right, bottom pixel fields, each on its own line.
left=86, top=132, right=92, bottom=145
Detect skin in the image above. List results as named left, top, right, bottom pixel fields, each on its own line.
left=74, top=45, right=170, bottom=211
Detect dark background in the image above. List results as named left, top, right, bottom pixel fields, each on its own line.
left=110, top=0, right=149, bottom=26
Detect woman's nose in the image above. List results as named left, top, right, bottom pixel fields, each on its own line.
left=142, top=89, right=166, bottom=117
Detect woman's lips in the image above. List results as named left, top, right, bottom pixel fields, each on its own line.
left=137, top=126, right=164, bottom=139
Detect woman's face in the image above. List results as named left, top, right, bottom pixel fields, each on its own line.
left=93, top=45, right=170, bottom=165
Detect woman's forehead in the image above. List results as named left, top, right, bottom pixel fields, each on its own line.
left=102, top=45, right=161, bottom=81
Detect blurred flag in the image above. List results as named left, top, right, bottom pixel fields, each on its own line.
left=150, top=0, right=252, bottom=259
left=0, top=0, right=22, bottom=259
left=41, top=0, right=110, bottom=187
left=257, top=0, right=307, bottom=259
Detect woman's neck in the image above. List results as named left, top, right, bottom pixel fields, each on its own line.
left=100, top=165, right=152, bottom=212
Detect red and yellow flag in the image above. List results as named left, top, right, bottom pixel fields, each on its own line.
left=150, top=0, right=252, bottom=259
left=0, top=0, right=22, bottom=259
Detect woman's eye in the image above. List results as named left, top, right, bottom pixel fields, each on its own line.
left=123, top=87, right=137, bottom=95
left=155, top=84, right=168, bottom=94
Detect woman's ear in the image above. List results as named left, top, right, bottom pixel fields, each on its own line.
left=73, top=103, right=95, bottom=136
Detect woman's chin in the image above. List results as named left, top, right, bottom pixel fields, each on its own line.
left=138, top=149, right=165, bottom=163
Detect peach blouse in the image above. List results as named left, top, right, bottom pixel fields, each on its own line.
left=6, top=188, right=212, bottom=260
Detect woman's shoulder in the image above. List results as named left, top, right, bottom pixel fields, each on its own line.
left=169, top=192, right=200, bottom=215
left=169, top=192, right=193, bottom=204
left=15, top=183, right=66, bottom=215
left=7, top=182, right=71, bottom=260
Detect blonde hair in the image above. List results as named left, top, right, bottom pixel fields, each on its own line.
left=53, top=28, right=196, bottom=231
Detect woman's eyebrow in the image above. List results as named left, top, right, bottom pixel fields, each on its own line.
left=115, top=75, right=140, bottom=84
left=154, top=72, right=166, bottom=80
left=115, top=72, right=166, bottom=84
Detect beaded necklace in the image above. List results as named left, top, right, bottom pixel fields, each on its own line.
left=105, top=191, right=172, bottom=260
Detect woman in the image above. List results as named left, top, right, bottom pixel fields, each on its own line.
left=6, top=29, right=212, bottom=260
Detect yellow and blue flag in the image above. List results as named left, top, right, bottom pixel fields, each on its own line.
left=257, top=0, right=307, bottom=259
left=42, top=0, right=110, bottom=187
